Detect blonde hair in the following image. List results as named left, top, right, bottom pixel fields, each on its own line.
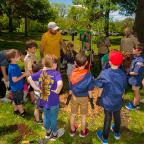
left=42, top=54, right=57, bottom=68
left=40, top=54, right=57, bottom=100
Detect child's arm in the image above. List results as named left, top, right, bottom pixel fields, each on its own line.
left=88, top=91, right=94, bottom=109
left=129, top=72, right=139, bottom=76
left=130, top=61, right=144, bottom=76
left=12, top=72, right=27, bottom=83
left=27, top=76, right=40, bottom=91
left=51, top=80, right=63, bottom=94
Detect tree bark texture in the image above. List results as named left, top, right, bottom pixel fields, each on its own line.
left=135, top=0, right=144, bottom=44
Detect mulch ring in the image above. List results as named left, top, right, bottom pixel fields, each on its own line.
left=59, top=88, right=130, bottom=124
left=59, top=88, right=103, bottom=116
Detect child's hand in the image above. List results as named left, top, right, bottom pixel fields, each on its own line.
left=51, top=90, right=58, bottom=94
left=142, top=79, right=144, bottom=87
left=22, top=72, right=27, bottom=77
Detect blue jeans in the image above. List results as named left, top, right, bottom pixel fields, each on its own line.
left=44, top=105, right=59, bottom=133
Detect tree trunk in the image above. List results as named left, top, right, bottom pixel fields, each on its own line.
left=135, top=0, right=144, bottom=45
left=24, top=16, right=28, bottom=37
left=8, top=8, right=13, bottom=32
left=104, top=1, right=110, bottom=37
left=104, top=9, right=110, bottom=37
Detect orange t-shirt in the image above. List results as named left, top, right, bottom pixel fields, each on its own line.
left=40, top=31, right=62, bottom=57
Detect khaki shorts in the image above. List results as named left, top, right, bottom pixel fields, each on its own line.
left=132, top=86, right=140, bottom=91
left=71, top=96, right=88, bottom=115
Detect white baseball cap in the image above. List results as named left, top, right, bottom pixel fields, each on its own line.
left=48, top=22, right=59, bottom=31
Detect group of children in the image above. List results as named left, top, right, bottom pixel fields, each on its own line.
left=2, top=39, right=144, bottom=144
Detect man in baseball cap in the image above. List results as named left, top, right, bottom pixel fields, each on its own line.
left=48, top=22, right=59, bottom=31
left=40, top=22, right=65, bottom=58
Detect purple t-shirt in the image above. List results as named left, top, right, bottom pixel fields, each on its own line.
left=31, top=69, right=62, bottom=109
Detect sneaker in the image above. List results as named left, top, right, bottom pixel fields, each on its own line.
left=140, top=99, right=144, bottom=103
left=20, top=111, right=26, bottom=117
left=111, top=124, right=120, bottom=140
left=13, top=110, right=19, bottom=115
left=96, top=130, right=108, bottom=144
left=125, top=102, right=136, bottom=110
left=49, top=132, right=58, bottom=141
left=45, top=130, right=52, bottom=139
left=35, top=120, right=43, bottom=125
left=69, top=125, right=78, bottom=137
left=79, top=128, right=89, bottom=138
left=136, top=104, right=140, bottom=109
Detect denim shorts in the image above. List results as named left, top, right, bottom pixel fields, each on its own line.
left=12, top=90, right=23, bottom=105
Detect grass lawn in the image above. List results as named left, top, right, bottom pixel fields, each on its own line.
left=0, top=32, right=144, bottom=144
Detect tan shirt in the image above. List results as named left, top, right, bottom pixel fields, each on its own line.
left=120, top=35, right=139, bottom=53
left=24, top=52, right=37, bottom=75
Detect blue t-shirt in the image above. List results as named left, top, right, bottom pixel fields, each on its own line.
left=129, top=55, right=144, bottom=86
left=95, top=68, right=127, bottom=111
left=8, top=64, right=24, bottom=91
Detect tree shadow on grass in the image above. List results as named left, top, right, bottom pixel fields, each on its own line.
left=0, top=40, right=25, bottom=51
left=0, top=123, right=33, bottom=144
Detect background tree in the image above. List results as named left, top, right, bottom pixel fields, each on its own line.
left=135, top=0, right=144, bottom=44
left=51, top=2, right=67, bottom=17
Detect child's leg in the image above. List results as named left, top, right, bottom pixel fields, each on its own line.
left=50, top=105, right=59, bottom=134
left=44, top=108, right=51, bottom=131
left=12, top=90, right=24, bottom=114
left=30, top=91, right=35, bottom=104
left=29, top=86, right=35, bottom=104
left=133, top=86, right=140, bottom=106
left=17, top=104, right=24, bottom=114
left=34, top=108, right=40, bottom=122
left=81, top=115, right=86, bottom=131
left=80, top=97, right=88, bottom=131
left=70, top=114, right=76, bottom=131
left=103, top=110, right=112, bottom=139
left=12, top=101, right=18, bottom=111
left=70, top=96, right=79, bottom=131
left=113, top=110, right=121, bottom=133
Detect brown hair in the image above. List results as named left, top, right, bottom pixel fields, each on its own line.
left=5, top=49, right=19, bottom=61
left=42, top=54, right=58, bottom=68
left=26, top=39, right=37, bottom=50
left=32, top=61, right=42, bottom=73
left=75, top=52, right=87, bottom=67
left=136, top=43, right=144, bottom=52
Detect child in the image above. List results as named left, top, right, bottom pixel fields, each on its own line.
left=24, top=39, right=37, bottom=103
left=31, top=61, right=44, bottom=124
left=125, top=45, right=144, bottom=110
left=65, top=42, right=77, bottom=78
left=69, top=52, right=94, bottom=137
left=7, top=49, right=27, bottom=116
left=28, top=54, right=63, bottom=140
left=95, top=51, right=126, bottom=144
